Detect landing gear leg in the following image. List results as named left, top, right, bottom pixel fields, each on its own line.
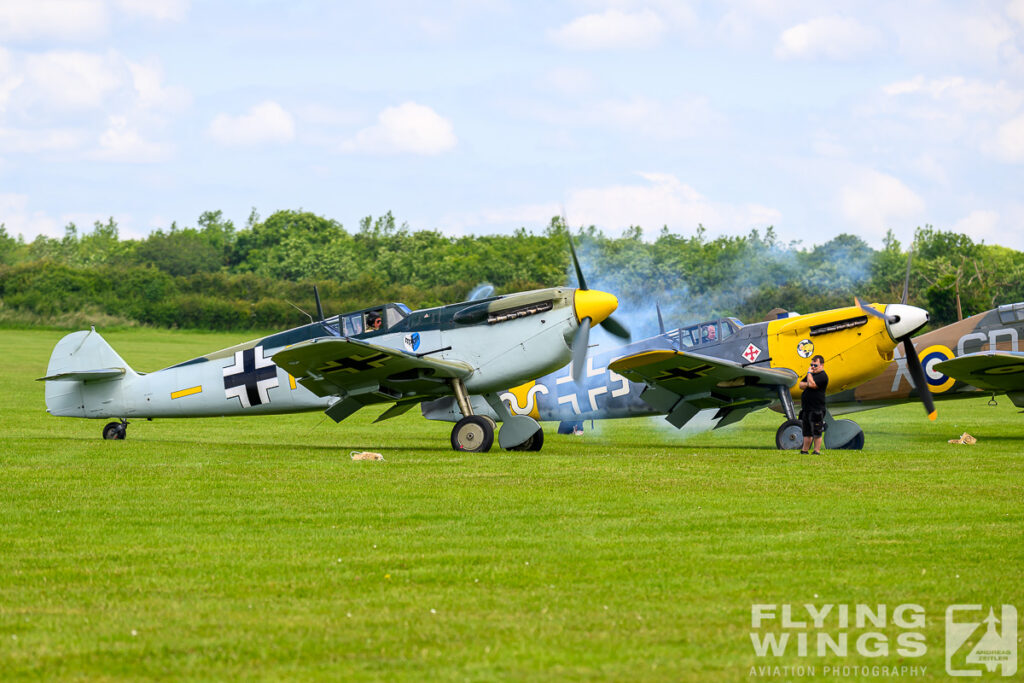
left=103, top=419, right=127, bottom=440
left=774, top=386, right=801, bottom=450
left=449, top=379, right=494, bottom=452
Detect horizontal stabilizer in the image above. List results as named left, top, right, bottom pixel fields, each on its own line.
left=38, top=368, right=126, bottom=382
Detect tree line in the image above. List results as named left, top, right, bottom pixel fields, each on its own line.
left=1, top=209, right=1022, bottom=333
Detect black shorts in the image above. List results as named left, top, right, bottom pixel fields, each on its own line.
left=800, top=409, right=825, bottom=437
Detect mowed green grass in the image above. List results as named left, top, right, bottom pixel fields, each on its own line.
left=1, top=328, right=1022, bottom=681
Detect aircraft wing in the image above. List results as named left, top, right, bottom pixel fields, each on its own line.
left=933, top=351, right=1024, bottom=393
left=608, top=349, right=799, bottom=430
left=272, top=337, right=473, bottom=422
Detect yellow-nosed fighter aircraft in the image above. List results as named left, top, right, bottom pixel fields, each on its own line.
left=39, top=249, right=629, bottom=453
left=828, top=300, right=1024, bottom=414
left=424, top=299, right=936, bottom=449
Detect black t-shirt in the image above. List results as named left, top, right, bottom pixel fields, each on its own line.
left=801, top=370, right=829, bottom=412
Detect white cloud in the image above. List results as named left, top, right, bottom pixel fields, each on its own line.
left=888, top=7, right=1020, bottom=69
left=128, top=61, right=189, bottom=110
left=1010, top=0, right=1024, bottom=27
left=442, top=202, right=562, bottom=236
left=952, top=209, right=1001, bottom=244
left=24, top=50, right=126, bottom=110
left=114, top=0, right=189, bottom=22
left=550, top=9, right=667, bottom=50
left=775, top=16, right=883, bottom=60
left=92, top=115, right=171, bottom=162
left=566, top=173, right=780, bottom=238
left=991, top=113, right=1024, bottom=162
left=207, top=101, right=295, bottom=147
left=4, top=48, right=187, bottom=118
left=0, top=0, right=108, bottom=42
left=0, top=0, right=186, bottom=42
left=839, top=169, right=924, bottom=241
left=340, top=102, right=456, bottom=155
left=448, top=173, right=780, bottom=238
left=0, top=47, right=22, bottom=114
left=0, top=126, right=84, bottom=153
left=0, top=193, right=61, bottom=239
left=883, top=75, right=1023, bottom=115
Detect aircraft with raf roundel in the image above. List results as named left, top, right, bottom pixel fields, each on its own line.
left=38, top=253, right=630, bottom=453
left=827, top=299, right=1024, bottom=414
left=423, top=296, right=937, bottom=450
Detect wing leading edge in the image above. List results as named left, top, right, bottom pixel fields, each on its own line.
left=608, top=349, right=798, bottom=430
left=934, top=351, right=1024, bottom=393
left=272, top=337, right=473, bottom=423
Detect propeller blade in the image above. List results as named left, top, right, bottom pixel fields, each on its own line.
left=313, top=285, right=325, bottom=321
left=568, top=238, right=588, bottom=291
left=902, top=337, right=937, bottom=420
left=468, top=282, right=495, bottom=301
left=855, top=296, right=895, bottom=323
left=901, top=252, right=913, bottom=306
left=656, top=302, right=666, bottom=335
left=571, top=317, right=592, bottom=384
left=600, top=314, right=630, bottom=340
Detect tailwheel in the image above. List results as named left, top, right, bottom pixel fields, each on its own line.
left=508, top=428, right=544, bottom=452
left=451, top=415, right=494, bottom=452
left=102, top=421, right=127, bottom=440
left=775, top=418, right=803, bottom=450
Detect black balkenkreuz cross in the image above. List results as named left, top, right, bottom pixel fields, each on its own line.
left=223, top=345, right=279, bottom=408
left=319, top=352, right=390, bottom=374
left=657, top=363, right=714, bottom=381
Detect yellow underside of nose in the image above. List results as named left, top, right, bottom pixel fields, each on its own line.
left=574, top=289, right=618, bottom=325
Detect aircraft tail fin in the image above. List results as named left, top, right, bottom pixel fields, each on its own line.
left=38, top=328, right=138, bottom=416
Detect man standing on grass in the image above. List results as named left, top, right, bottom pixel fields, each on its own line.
left=798, top=355, right=829, bottom=455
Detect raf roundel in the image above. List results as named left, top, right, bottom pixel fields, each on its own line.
left=920, top=344, right=956, bottom=393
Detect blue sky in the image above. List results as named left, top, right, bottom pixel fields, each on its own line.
left=2, top=0, right=1024, bottom=250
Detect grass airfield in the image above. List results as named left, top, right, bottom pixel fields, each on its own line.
left=2, top=328, right=1022, bottom=681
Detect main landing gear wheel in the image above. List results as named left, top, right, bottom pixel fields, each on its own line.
left=508, top=428, right=544, bottom=452
left=451, top=415, right=494, bottom=452
left=775, top=419, right=803, bottom=450
left=102, top=421, right=127, bottom=440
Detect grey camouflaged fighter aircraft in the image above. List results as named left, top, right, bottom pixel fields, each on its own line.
left=39, top=272, right=629, bottom=452
left=827, top=300, right=1024, bottom=413
left=423, top=298, right=937, bottom=450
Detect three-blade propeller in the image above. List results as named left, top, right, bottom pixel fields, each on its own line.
left=569, top=238, right=630, bottom=383
left=855, top=297, right=937, bottom=420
